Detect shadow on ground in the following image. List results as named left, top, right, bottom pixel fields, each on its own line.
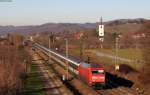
left=104, top=72, right=134, bottom=89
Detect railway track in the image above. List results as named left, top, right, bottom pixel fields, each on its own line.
left=32, top=52, right=73, bottom=95
left=36, top=49, right=140, bottom=95
left=32, top=43, right=141, bottom=95
left=35, top=49, right=99, bottom=95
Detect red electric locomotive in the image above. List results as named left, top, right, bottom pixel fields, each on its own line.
left=78, top=62, right=105, bottom=87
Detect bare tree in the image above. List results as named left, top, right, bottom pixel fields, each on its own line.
left=0, top=34, right=29, bottom=95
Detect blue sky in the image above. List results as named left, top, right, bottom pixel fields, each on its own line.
left=0, top=0, right=150, bottom=26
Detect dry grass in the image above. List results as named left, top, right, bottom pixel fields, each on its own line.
left=0, top=44, right=28, bottom=95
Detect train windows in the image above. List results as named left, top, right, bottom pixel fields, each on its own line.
left=92, top=70, right=104, bottom=74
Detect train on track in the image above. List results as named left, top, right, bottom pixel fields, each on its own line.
left=34, top=43, right=106, bottom=87
left=79, top=62, right=105, bottom=87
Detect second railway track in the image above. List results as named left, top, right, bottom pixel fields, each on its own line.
left=32, top=51, right=73, bottom=95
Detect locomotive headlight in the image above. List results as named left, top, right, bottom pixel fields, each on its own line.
left=98, top=70, right=104, bottom=73
left=100, top=76, right=105, bottom=79
left=92, top=76, right=97, bottom=79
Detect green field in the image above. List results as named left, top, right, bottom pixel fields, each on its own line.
left=69, top=48, right=143, bottom=70
left=23, top=63, right=46, bottom=95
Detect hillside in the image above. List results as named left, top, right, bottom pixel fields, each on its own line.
left=105, top=23, right=143, bottom=33
left=0, top=18, right=147, bottom=34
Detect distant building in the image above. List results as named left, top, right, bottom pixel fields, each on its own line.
left=0, top=38, right=9, bottom=45
left=74, top=32, right=84, bottom=39
left=132, top=32, right=146, bottom=39
left=0, top=34, right=8, bottom=39
left=56, top=36, right=61, bottom=40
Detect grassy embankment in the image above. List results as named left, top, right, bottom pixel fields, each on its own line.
left=69, top=48, right=143, bottom=70
left=24, top=63, right=46, bottom=95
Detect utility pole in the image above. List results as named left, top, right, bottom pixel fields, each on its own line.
left=23, top=59, right=27, bottom=73
left=49, top=34, right=51, bottom=62
left=98, top=17, right=104, bottom=49
left=135, top=37, right=139, bottom=50
left=87, top=56, right=90, bottom=63
left=115, top=37, right=119, bottom=70
left=65, top=38, right=69, bottom=80
left=80, top=39, right=84, bottom=61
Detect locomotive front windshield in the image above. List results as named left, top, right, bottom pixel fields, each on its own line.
left=92, top=70, right=104, bottom=74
